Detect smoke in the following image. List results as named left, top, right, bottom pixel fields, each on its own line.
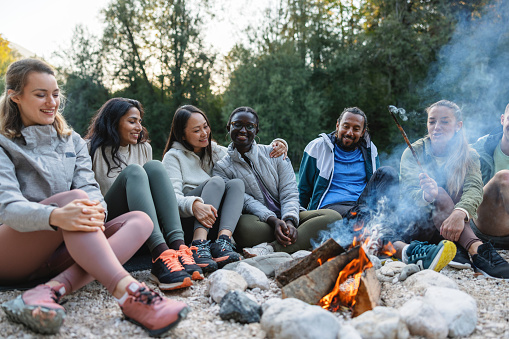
left=425, top=0, right=509, bottom=141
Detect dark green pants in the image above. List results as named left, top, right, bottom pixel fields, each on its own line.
left=105, top=160, right=184, bottom=251
left=234, top=209, right=342, bottom=253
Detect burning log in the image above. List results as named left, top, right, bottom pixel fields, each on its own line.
left=281, top=246, right=360, bottom=305
left=276, top=238, right=345, bottom=287
left=352, top=267, right=380, bottom=317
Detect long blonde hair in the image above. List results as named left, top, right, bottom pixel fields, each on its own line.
left=0, top=58, right=71, bottom=138
left=426, top=100, right=475, bottom=197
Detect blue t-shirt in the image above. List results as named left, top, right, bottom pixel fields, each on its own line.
left=319, top=145, right=366, bottom=207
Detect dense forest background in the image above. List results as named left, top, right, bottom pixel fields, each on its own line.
left=1, top=0, right=508, bottom=169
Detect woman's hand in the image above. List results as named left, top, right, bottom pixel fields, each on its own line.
left=269, top=140, right=288, bottom=159
left=268, top=216, right=296, bottom=246
left=419, top=173, right=438, bottom=203
left=49, top=199, right=105, bottom=232
left=192, top=201, right=218, bottom=228
left=440, top=209, right=466, bottom=242
left=285, top=219, right=298, bottom=244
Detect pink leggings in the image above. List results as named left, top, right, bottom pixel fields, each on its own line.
left=0, top=190, right=153, bottom=294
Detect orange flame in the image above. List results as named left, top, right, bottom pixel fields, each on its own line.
left=319, top=246, right=373, bottom=311
left=381, top=241, right=396, bottom=257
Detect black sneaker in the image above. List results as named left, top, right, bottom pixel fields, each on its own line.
left=449, top=245, right=472, bottom=269
left=472, top=242, right=509, bottom=279
left=190, top=240, right=218, bottom=273
left=177, top=244, right=204, bottom=280
left=209, top=235, right=241, bottom=268
left=150, top=249, right=193, bottom=290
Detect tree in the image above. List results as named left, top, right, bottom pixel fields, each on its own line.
left=0, top=34, right=20, bottom=93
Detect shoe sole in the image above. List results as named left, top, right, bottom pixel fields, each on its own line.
left=1, top=296, right=65, bottom=335
left=191, top=271, right=204, bottom=280
left=150, top=275, right=193, bottom=291
left=428, top=241, right=457, bottom=272
left=196, top=262, right=218, bottom=273
left=472, top=266, right=509, bottom=280
left=126, top=305, right=189, bottom=337
left=213, top=256, right=241, bottom=268
left=448, top=261, right=472, bottom=270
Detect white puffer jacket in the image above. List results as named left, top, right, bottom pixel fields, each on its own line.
left=162, top=141, right=226, bottom=217
left=213, top=142, right=301, bottom=225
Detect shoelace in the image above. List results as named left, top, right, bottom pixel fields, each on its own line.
left=178, top=246, right=198, bottom=265
left=409, top=242, right=431, bottom=260
left=215, top=238, right=236, bottom=252
left=194, top=240, right=213, bottom=258
left=134, top=286, right=163, bottom=305
left=484, top=247, right=507, bottom=267
left=159, top=250, right=185, bottom=271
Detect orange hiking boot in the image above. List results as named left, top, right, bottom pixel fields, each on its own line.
left=151, top=249, right=193, bottom=290
left=1, top=283, right=66, bottom=334
left=121, top=282, right=189, bottom=337
left=177, top=245, right=204, bottom=280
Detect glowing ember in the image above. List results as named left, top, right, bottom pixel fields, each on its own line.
left=319, top=246, right=372, bottom=311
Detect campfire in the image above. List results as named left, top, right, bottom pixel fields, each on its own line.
left=277, top=233, right=396, bottom=317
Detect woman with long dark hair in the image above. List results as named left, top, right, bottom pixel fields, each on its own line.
left=86, top=98, right=202, bottom=290
left=162, top=105, right=288, bottom=271
left=0, top=59, right=187, bottom=337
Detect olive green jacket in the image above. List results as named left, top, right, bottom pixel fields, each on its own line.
left=400, top=137, right=483, bottom=219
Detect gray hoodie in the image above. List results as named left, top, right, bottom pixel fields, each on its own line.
left=0, top=125, right=105, bottom=232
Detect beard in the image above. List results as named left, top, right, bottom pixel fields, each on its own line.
left=337, top=135, right=359, bottom=151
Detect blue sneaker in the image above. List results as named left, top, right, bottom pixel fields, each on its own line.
left=404, top=240, right=456, bottom=272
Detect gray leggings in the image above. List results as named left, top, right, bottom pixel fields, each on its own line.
left=234, top=209, right=342, bottom=253
left=105, top=161, right=184, bottom=251
left=185, top=176, right=244, bottom=235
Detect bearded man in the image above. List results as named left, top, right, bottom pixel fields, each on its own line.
left=298, top=107, right=399, bottom=219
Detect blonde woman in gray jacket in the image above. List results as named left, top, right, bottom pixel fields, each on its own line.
left=213, top=107, right=342, bottom=256
left=0, top=59, right=188, bottom=337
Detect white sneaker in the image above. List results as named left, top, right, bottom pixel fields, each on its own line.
left=243, top=243, right=274, bottom=258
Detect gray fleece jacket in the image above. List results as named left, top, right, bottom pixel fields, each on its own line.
left=213, top=142, right=301, bottom=225
left=0, top=125, right=105, bottom=232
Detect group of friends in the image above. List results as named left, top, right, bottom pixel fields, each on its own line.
left=0, top=58, right=508, bottom=336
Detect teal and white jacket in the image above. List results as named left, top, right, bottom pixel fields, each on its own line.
left=298, top=131, right=379, bottom=210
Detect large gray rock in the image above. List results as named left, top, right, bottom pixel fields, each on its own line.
left=208, top=269, right=248, bottom=303
left=399, top=298, right=448, bottom=339
left=398, top=264, right=420, bottom=281
left=234, top=262, right=270, bottom=290
left=337, top=324, right=362, bottom=339
left=261, top=298, right=341, bottom=339
left=403, top=270, right=458, bottom=292
left=224, top=252, right=293, bottom=277
left=351, top=306, right=409, bottom=339
left=219, top=290, right=262, bottom=324
left=423, top=287, right=477, bottom=337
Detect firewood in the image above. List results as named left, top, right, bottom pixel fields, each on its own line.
left=276, top=238, right=345, bottom=287
left=281, top=246, right=360, bottom=304
left=352, top=266, right=381, bottom=317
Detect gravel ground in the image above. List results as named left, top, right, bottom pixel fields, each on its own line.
left=1, top=251, right=509, bottom=338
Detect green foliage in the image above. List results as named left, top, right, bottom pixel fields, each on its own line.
left=0, top=34, right=20, bottom=94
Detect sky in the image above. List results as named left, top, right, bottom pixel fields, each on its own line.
left=0, top=0, right=272, bottom=63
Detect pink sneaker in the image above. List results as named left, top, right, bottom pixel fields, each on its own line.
left=1, top=283, right=66, bottom=334
left=121, top=281, right=189, bottom=337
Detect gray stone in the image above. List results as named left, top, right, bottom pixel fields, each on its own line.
left=208, top=269, right=248, bottom=303
left=403, top=270, right=458, bottom=292
left=224, top=252, right=293, bottom=277
left=376, top=271, right=396, bottom=282
left=351, top=306, right=409, bottom=339
left=399, top=298, right=448, bottom=339
left=219, top=290, right=262, bottom=324
left=337, top=325, right=362, bottom=339
left=261, top=298, right=341, bottom=339
left=291, top=250, right=312, bottom=259
left=398, top=264, right=420, bottom=281
left=423, top=287, right=477, bottom=337
left=234, top=262, right=270, bottom=290
left=383, top=260, right=407, bottom=273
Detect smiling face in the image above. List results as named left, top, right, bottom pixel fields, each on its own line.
left=9, top=72, right=60, bottom=127
left=229, top=111, right=258, bottom=153
left=118, top=107, right=142, bottom=146
left=427, top=105, right=462, bottom=152
left=336, top=112, right=365, bottom=151
left=183, top=112, right=210, bottom=153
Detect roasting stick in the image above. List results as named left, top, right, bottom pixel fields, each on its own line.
left=387, top=105, right=426, bottom=174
